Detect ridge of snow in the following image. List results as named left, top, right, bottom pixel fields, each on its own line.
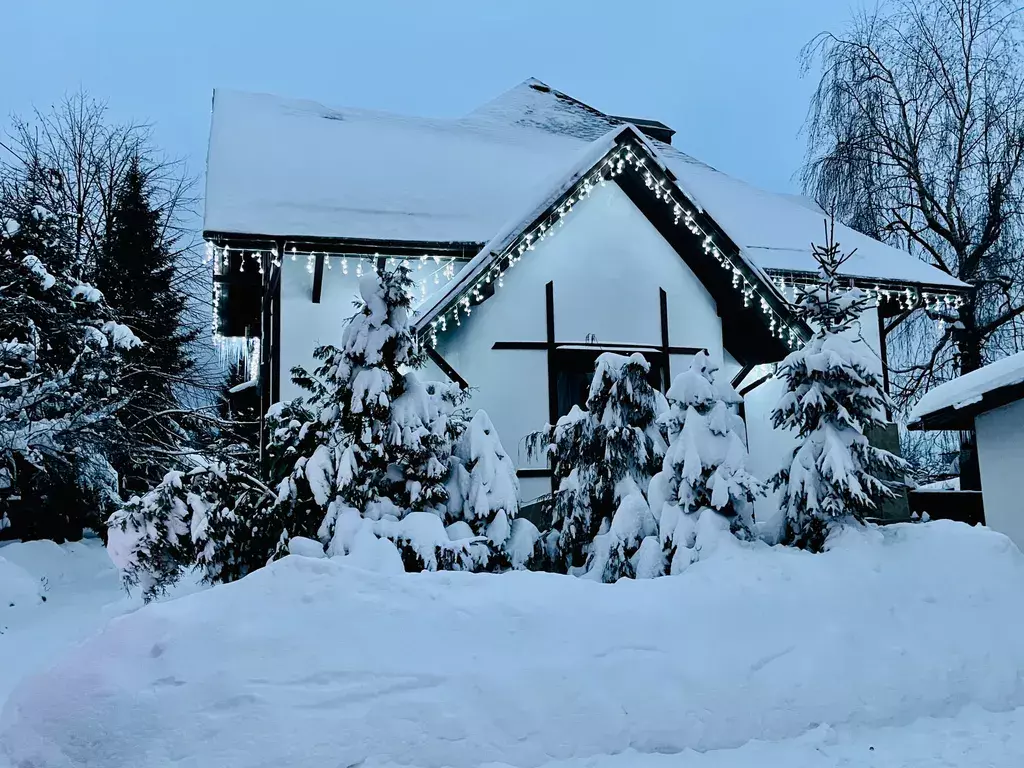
left=4, top=521, right=1024, bottom=767
left=909, top=350, right=1024, bottom=422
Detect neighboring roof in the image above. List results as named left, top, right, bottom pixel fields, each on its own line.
left=908, top=351, right=1024, bottom=430
left=204, top=78, right=969, bottom=292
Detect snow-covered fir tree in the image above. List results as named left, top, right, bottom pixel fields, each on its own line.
left=446, top=409, right=540, bottom=569
left=279, top=263, right=476, bottom=571
left=532, top=352, right=667, bottom=581
left=105, top=404, right=316, bottom=597
left=95, top=159, right=199, bottom=494
left=106, top=470, right=191, bottom=601
left=0, top=185, right=140, bottom=541
left=771, top=225, right=907, bottom=551
left=647, top=351, right=764, bottom=575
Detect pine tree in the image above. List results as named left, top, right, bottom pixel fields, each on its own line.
left=648, top=351, right=764, bottom=575
left=446, top=409, right=531, bottom=569
left=95, top=159, right=198, bottom=494
left=279, top=264, right=475, bottom=570
left=106, top=470, right=192, bottom=601
left=532, top=353, right=667, bottom=580
left=771, top=224, right=907, bottom=551
left=1, top=182, right=139, bottom=541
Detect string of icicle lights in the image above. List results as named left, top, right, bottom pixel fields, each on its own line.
left=770, top=273, right=966, bottom=314
left=207, top=242, right=460, bottom=339
left=422, top=142, right=969, bottom=348
left=422, top=141, right=808, bottom=349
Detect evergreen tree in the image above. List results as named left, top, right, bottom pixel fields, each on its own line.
left=446, top=409, right=532, bottom=569
left=107, top=470, right=192, bottom=602
left=95, top=159, right=198, bottom=493
left=1, top=184, right=139, bottom=541
left=771, top=225, right=907, bottom=551
left=531, top=353, right=667, bottom=580
left=279, top=264, right=475, bottom=570
left=648, top=352, right=764, bottom=575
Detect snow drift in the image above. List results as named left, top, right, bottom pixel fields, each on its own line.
left=3, top=522, right=1024, bottom=768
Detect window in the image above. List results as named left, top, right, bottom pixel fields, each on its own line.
left=553, top=347, right=667, bottom=420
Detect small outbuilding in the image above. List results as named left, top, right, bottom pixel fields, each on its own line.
left=908, top=351, right=1024, bottom=548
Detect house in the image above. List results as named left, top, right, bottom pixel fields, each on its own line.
left=908, top=352, right=1024, bottom=547
left=203, top=78, right=969, bottom=514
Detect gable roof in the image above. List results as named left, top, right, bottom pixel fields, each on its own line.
left=204, top=78, right=968, bottom=293
left=908, top=351, right=1024, bottom=430
left=412, top=123, right=811, bottom=365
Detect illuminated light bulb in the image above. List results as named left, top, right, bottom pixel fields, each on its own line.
left=290, top=246, right=297, bottom=261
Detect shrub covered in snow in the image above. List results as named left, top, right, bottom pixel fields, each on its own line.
left=772, top=226, right=907, bottom=551
left=531, top=352, right=667, bottom=580
left=648, top=351, right=764, bottom=575
left=446, top=410, right=535, bottom=569
left=107, top=471, right=192, bottom=601
left=276, top=263, right=477, bottom=570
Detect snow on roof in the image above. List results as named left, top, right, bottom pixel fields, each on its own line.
left=909, top=351, right=1024, bottom=422
left=204, top=79, right=968, bottom=291
left=413, top=125, right=630, bottom=331
left=412, top=124, right=805, bottom=343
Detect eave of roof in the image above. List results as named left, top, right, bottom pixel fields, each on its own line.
left=412, top=125, right=811, bottom=361
left=203, top=80, right=970, bottom=294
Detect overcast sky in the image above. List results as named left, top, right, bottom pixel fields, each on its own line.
left=3, top=0, right=859, bottom=203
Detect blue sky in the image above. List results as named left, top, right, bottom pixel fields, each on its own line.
left=3, top=0, right=858, bottom=199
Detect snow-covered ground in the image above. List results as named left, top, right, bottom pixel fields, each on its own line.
left=2, top=521, right=1024, bottom=767
left=0, top=538, right=203, bottom=756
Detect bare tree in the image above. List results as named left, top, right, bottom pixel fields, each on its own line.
left=801, top=0, right=1024, bottom=409
left=0, top=92, right=229, bottom=490
left=0, top=91, right=219, bottom=397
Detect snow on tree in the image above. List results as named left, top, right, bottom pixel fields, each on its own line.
left=0, top=184, right=138, bottom=541
left=648, top=351, right=764, bottom=575
left=771, top=224, right=908, bottom=552
left=531, top=352, right=667, bottom=580
left=107, top=471, right=191, bottom=601
left=279, top=263, right=474, bottom=571
left=446, top=409, right=526, bottom=569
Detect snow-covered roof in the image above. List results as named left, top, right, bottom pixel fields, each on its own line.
left=411, top=123, right=807, bottom=354
left=204, top=79, right=968, bottom=291
left=908, top=351, right=1024, bottom=428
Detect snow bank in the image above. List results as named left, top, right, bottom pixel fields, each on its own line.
left=0, top=539, right=205, bottom=713
left=0, top=551, right=43, bottom=615
left=3, top=522, right=1024, bottom=768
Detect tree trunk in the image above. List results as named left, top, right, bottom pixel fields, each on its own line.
left=955, top=300, right=983, bottom=490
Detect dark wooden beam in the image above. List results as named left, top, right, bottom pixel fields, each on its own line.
left=516, top=468, right=553, bottom=479
left=877, top=307, right=891, bottom=413
left=739, top=372, right=773, bottom=398
left=660, top=288, right=671, bottom=384
left=271, top=240, right=284, bottom=403
left=884, top=307, right=914, bottom=336
left=311, top=252, right=325, bottom=303
left=492, top=341, right=548, bottom=350
left=546, top=281, right=557, bottom=497
left=492, top=340, right=704, bottom=355
left=731, top=362, right=755, bottom=390
left=424, top=345, right=469, bottom=389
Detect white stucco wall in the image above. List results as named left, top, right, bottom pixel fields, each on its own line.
left=430, top=182, right=724, bottom=504
left=272, top=180, right=894, bottom=515
left=278, top=257, right=459, bottom=401
left=976, top=399, right=1024, bottom=549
